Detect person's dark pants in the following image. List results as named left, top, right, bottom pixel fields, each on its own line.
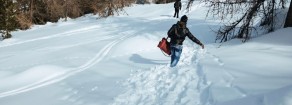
left=174, top=8, right=179, bottom=18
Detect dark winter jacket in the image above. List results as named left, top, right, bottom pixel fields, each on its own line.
left=167, top=21, right=203, bottom=46
left=174, top=0, right=182, bottom=10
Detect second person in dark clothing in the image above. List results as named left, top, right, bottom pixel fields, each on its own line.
left=173, top=0, right=182, bottom=18
left=167, top=15, right=204, bottom=67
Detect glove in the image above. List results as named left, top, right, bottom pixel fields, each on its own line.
left=200, top=44, right=204, bottom=49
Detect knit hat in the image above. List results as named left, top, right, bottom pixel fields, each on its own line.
left=180, top=15, right=188, bottom=22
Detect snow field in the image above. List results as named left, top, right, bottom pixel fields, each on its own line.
left=0, top=1, right=291, bottom=105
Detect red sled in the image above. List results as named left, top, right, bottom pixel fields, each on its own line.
left=157, top=37, right=171, bottom=56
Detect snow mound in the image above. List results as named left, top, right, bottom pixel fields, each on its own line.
left=251, top=27, right=292, bottom=45
left=0, top=65, right=68, bottom=98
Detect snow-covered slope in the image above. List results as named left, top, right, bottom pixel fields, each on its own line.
left=0, top=1, right=291, bottom=105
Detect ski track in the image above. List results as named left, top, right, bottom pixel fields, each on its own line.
left=0, top=35, right=118, bottom=70
left=112, top=46, right=212, bottom=105
left=0, top=30, right=136, bottom=98
left=36, top=35, right=118, bottom=51
left=0, top=25, right=100, bottom=48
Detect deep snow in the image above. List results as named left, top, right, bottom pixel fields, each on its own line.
left=0, top=1, right=292, bottom=105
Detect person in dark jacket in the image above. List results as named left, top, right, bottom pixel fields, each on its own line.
left=167, top=15, right=204, bottom=67
left=173, top=0, right=181, bottom=18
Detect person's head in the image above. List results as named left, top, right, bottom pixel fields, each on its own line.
left=180, top=15, right=188, bottom=23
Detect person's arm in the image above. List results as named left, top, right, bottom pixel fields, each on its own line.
left=179, top=2, right=182, bottom=10
left=167, top=25, right=174, bottom=38
left=186, top=28, right=204, bottom=49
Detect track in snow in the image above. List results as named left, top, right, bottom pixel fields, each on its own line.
left=0, top=25, right=101, bottom=48
left=112, top=46, right=213, bottom=105
left=0, top=31, right=136, bottom=98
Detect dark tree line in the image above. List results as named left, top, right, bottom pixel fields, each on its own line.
left=195, top=0, right=292, bottom=42
left=0, top=0, right=134, bottom=40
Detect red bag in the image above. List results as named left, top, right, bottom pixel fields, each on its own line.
left=157, top=37, right=171, bottom=56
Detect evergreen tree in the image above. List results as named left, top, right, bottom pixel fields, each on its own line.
left=0, top=0, right=18, bottom=39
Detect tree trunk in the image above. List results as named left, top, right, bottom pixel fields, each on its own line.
left=65, top=0, right=68, bottom=21
left=30, top=0, right=34, bottom=22
left=284, top=1, right=292, bottom=28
